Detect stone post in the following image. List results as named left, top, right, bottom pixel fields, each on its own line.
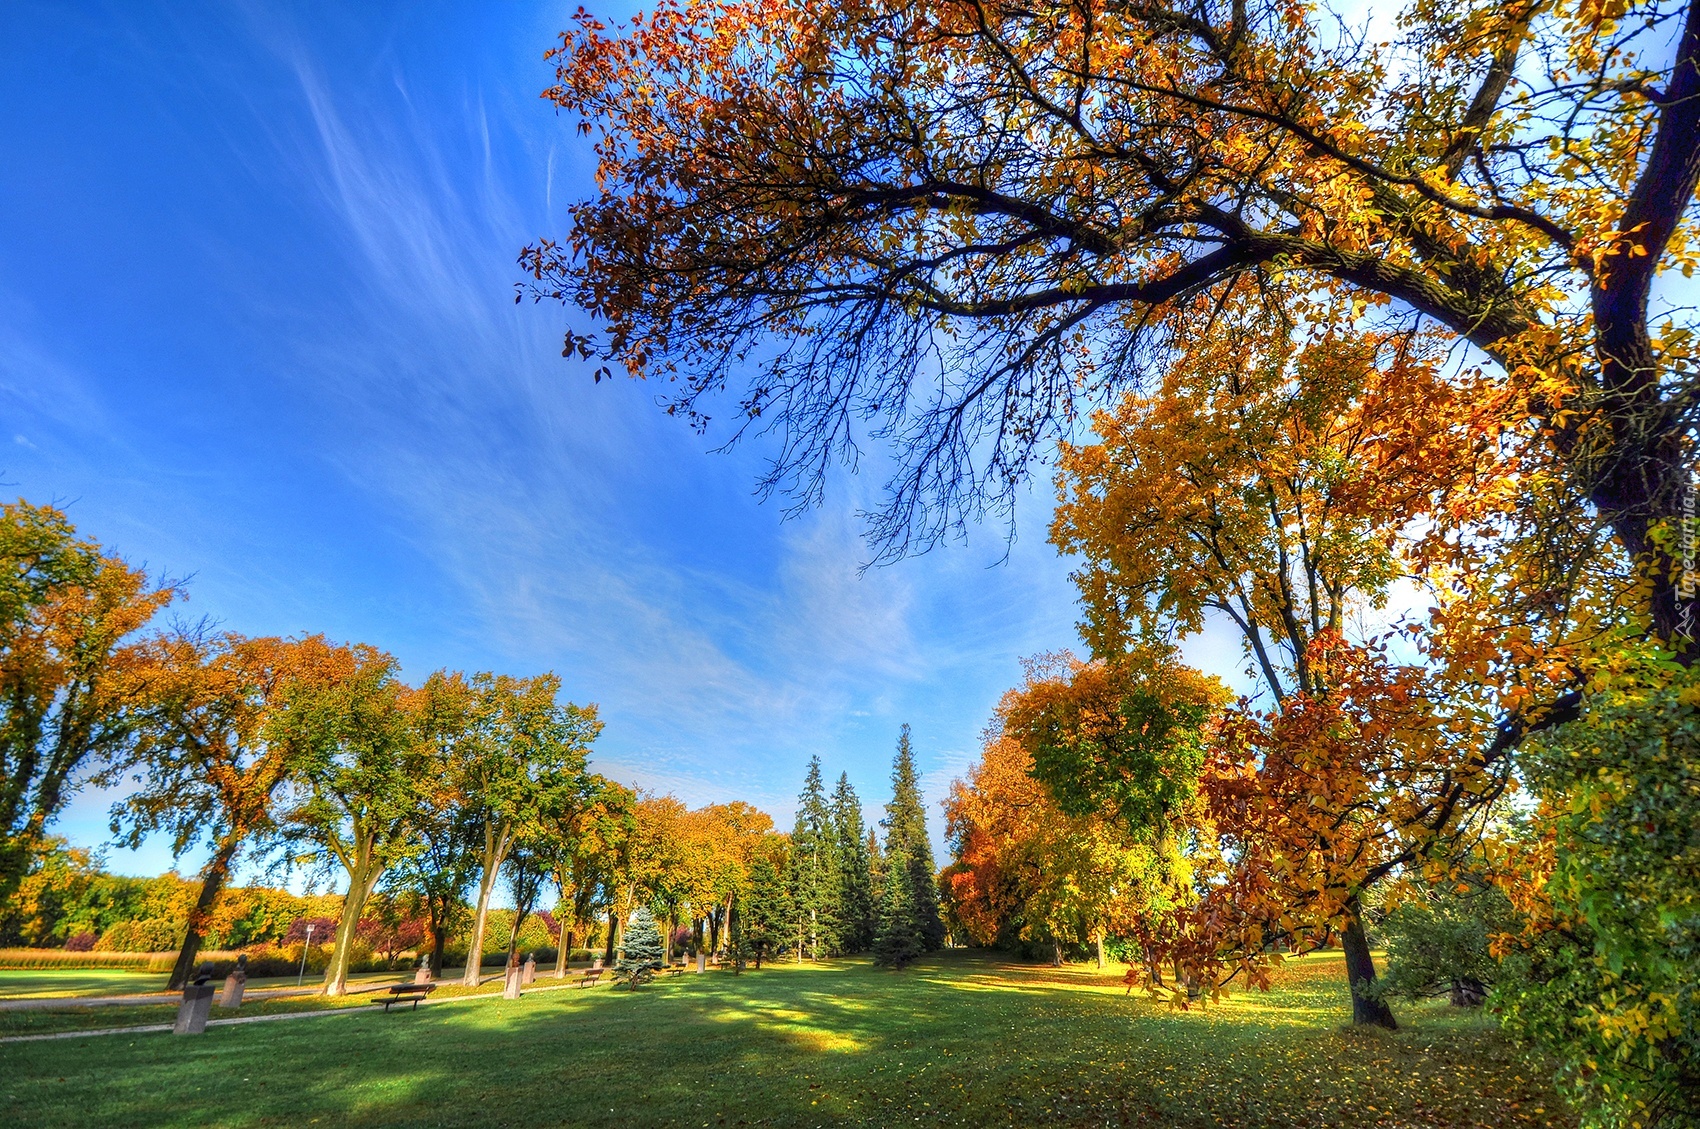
left=414, top=955, right=432, bottom=985
left=218, top=955, right=248, bottom=1008
left=522, top=954, right=536, bottom=986
left=696, top=951, right=706, bottom=973
left=176, top=968, right=216, bottom=1036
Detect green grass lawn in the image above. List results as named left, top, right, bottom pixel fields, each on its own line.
left=0, top=951, right=1573, bottom=1128
left=0, top=968, right=174, bottom=999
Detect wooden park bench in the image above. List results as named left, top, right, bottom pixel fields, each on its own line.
left=382, top=983, right=436, bottom=1012
left=578, top=968, right=604, bottom=988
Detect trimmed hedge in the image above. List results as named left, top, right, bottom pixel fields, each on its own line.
left=0, top=948, right=238, bottom=972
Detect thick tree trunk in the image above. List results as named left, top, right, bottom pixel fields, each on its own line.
left=1341, top=895, right=1397, bottom=1029
left=430, top=928, right=447, bottom=977
left=420, top=883, right=454, bottom=977
left=603, top=909, right=618, bottom=965
left=462, top=836, right=507, bottom=986
left=504, top=900, right=532, bottom=970
left=1095, top=930, right=1106, bottom=971
left=167, top=835, right=241, bottom=990
left=324, top=847, right=383, bottom=997
left=556, top=927, right=574, bottom=978
left=1450, top=978, right=1487, bottom=1007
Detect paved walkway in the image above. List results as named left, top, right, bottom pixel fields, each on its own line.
left=0, top=972, right=514, bottom=1011
left=0, top=976, right=613, bottom=1045
left=1, top=984, right=331, bottom=1011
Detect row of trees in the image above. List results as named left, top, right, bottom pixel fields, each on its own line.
left=736, top=729, right=945, bottom=969
left=0, top=841, right=567, bottom=967
left=0, top=500, right=617, bottom=994
left=0, top=837, right=343, bottom=952
left=0, top=502, right=953, bottom=994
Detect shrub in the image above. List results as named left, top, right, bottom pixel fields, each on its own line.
left=1503, top=649, right=1700, bottom=1129
left=0, top=948, right=176, bottom=971
left=95, top=919, right=182, bottom=953
left=94, top=918, right=182, bottom=952
left=283, top=916, right=339, bottom=945
left=1373, top=881, right=1515, bottom=1006
left=63, top=932, right=96, bottom=952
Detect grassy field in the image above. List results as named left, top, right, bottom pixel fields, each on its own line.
left=0, top=951, right=1573, bottom=1128
left=0, top=968, right=176, bottom=999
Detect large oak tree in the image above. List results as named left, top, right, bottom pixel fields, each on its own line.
left=529, top=0, right=1700, bottom=664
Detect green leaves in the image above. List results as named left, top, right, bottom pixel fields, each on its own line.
left=1005, top=657, right=1221, bottom=836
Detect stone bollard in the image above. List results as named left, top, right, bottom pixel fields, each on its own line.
left=502, top=961, right=523, bottom=1000
left=522, top=955, right=536, bottom=987
left=175, top=983, right=215, bottom=1035
left=696, top=952, right=706, bottom=973
left=591, top=956, right=604, bottom=972
left=219, top=954, right=249, bottom=1008
left=414, top=964, right=432, bottom=985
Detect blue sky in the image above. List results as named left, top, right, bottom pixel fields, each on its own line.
left=0, top=1, right=1141, bottom=883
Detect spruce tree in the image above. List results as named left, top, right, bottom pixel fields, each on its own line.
left=790, top=756, right=842, bottom=959
left=726, top=896, right=750, bottom=973
left=741, top=855, right=792, bottom=968
left=872, top=848, right=923, bottom=968
left=867, top=827, right=884, bottom=893
left=830, top=772, right=876, bottom=953
left=616, top=906, right=664, bottom=987
left=882, top=724, right=945, bottom=950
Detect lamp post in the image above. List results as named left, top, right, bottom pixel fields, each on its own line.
left=296, top=922, right=316, bottom=986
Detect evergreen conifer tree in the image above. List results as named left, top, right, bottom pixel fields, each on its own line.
left=882, top=724, right=945, bottom=950
left=872, top=848, right=923, bottom=968
left=726, top=896, right=750, bottom=973
left=831, top=772, right=876, bottom=953
left=742, top=855, right=792, bottom=968
left=616, top=906, right=664, bottom=987
left=790, top=757, right=842, bottom=959
left=867, top=827, right=883, bottom=892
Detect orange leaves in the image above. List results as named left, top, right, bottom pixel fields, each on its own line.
left=944, top=714, right=1188, bottom=953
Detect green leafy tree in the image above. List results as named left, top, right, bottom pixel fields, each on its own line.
left=790, top=757, right=841, bottom=959
left=831, top=773, right=876, bottom=954
left=1375, top=880, right=1516, bottom=1008
left=503, top=755, right=599, bottom=970
left=385, top=672, right=480, bottom=977
left=0, top=836, right=102, bottom=946
left=458, top=673, right=601, bottom=986
left=278, top=644, right=420, bottom=997
left=616, top=905, right=665, bottom=988
left=1498, top=650, right=1700, bottom=1128
left=882, top=726, right=944, bottom=951
left=501, top=839, right=553, bottom=971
